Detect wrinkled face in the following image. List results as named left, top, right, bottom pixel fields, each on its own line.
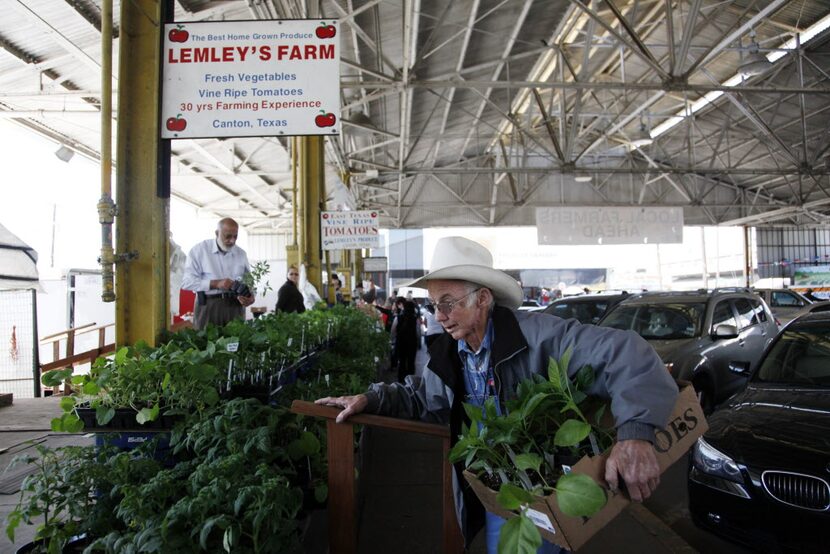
left=215, top=223, right=238, bottom=252
left=427, top=279, right=490, bottom=347
left=287, top=268, right=300, bottom=284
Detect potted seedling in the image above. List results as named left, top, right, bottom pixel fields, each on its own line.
left=244, top=261, right=272, bottom=318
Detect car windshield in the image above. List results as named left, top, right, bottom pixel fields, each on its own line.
left=546, top=300, right=611, bottom=324
left=600, top=302, right=706, bottom=339
left=754, top=324, right=830, bottom=387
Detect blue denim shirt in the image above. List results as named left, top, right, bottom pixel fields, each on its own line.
left=458, top=318, right=499, bottom=412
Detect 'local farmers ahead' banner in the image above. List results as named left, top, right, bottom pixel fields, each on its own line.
left=536, top=206, right=683, bottom=245
left=161, top=20, right=340, bottom=139
left=321, top=211, right=379, bottom=251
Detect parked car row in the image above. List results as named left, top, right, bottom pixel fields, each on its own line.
left=543, top=286, right=828, bottom=552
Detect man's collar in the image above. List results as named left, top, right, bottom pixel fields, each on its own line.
left=212, top=238, right=221, bottom=254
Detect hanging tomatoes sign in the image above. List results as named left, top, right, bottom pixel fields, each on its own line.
left=320, top=211, right=380, bottom=251
left=161, top=20, right=340, bottom=139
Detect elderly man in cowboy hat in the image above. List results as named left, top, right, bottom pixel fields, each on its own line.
left=317, top=236, right=678, bottom=550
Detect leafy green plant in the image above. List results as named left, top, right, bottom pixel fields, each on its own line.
left=242, top=261, right=272, bottom=299
left=4, top=443, right=162, bottom=553
left=449, top=349, right=614, bottom=553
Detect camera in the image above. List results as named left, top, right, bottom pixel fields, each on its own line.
left=229, top=280, right=252, bottom=297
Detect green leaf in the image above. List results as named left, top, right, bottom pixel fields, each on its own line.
left=59, top=396, right=75, bottom=412
left=287, top=431, right=320, bottom=459
left=62, top=413, right=83, bottom=433
left=41, top=368, right=72, bottom=387
left=222, top=525, right=238, bottom=553
left=555, top=473, right=606, bottom=517
left=462, top=402, right=483, bottom=424
left=554, top=419, right=591, bottom=447
left=520, top=392, right=548, bottom=420
left=498, top=513, right=542, bottom=554
left=314, top=482, right=328, bottom=503
left=496, top=483, right=535, bottom=511
left=70, top=375, right=86, bottom=385
left=82, top=381, right=100, bottom=395
left=547, top=357, right=562, bottom=390
left=96, top=406, right=115, bottom=425
left=161, top=372, right=171, bottom=391
left=6, top=510, right=20, bottom=542
left=50, top=417, right=64, bottom=432
left=136, top=407, right=154, bottom=425
left=513, top=453, right=542, bottom=473
left=115, top=347, right=129, bottom=364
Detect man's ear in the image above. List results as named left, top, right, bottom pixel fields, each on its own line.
left=478, top=288, right=493, bottom=305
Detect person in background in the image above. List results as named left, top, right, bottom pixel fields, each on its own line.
left=353, top=283, right=365, bottom=305
left=804, top=288, right=821, bottom=302
left=330, top=273, right=344, bottom=305
left=182, top=217, right=254, bottom=330
left=275, top=265, right=305, bottom=313
left=316, top=236, right=678, bottom=553
left=364, top=279, right=378, bottom=304
left=391, top=300, right=421, bottom=383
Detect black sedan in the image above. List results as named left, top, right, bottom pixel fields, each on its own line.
left=688, top=312, right=830, bottom=553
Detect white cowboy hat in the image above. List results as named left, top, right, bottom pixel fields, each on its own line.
left=404, top=236, right=523, bottom=309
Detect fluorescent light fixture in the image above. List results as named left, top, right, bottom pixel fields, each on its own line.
left=54, top=145, right=74, bottom=162
left=628, top=124, right=653, bottom=148
left=652, top=12, right=830, bottom=139
left=739, top=41, right=772, bottom=76
left=574, top=174, right=592, bottom=182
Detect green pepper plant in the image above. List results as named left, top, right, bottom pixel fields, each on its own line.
left=449, top=348, right=614, bottom=554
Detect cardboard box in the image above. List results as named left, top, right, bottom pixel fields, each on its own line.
left=464, top=384, right=707, bottom=551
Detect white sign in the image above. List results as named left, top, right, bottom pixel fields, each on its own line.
left=161, top=20, right=340, bottom=139
left=363, top=256, right=388, bottom=272
left=524, top=507, right=556, bottom=534
left=536, top=207, right=683, bottom=245
left=321, top=210, right=380, bottom=251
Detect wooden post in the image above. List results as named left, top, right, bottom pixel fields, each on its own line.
left=290, top=400, right=464, bottom=554
left=326, top=419, right=357, bottom=554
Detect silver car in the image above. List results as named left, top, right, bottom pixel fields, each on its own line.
left=598, top=289, right=778, bottom=413
left=751, top=288, right=812, bottom=326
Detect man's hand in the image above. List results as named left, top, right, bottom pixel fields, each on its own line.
left=210, top=278, right=234, bottom=290
left=315, top=394, right=368, bottom=423
left=238, top=294, right=254, bottom=307
left=604, top=439, right=660, bottom=502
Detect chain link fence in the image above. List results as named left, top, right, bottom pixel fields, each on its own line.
left=0, top=289, right=39, bottom=398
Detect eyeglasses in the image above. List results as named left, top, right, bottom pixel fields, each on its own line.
left=430, top=288, right=480, bottom=316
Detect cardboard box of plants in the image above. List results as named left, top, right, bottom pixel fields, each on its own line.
left=456, top=355, right=706, bottom=552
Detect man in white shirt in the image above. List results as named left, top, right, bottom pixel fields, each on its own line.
left=182, top=218, right=254, bottom=330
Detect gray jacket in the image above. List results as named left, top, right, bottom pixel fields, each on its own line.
left=366, top=305, right=678, bottom=440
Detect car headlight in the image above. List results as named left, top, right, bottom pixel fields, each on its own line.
left=690, top=437, right=751, bottom=498
left=692, top=437, right=743, bottom=483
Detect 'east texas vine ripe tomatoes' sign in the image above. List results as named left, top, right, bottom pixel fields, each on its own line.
left=320, top=211, right=380, bottom=251
left=161, top=20, right=340, bottom=139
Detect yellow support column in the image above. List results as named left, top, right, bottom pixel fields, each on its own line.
left=114, top=0, right=169, bottom=346
left=287, top=137, right=300, bottom=267
left=299, top=136, right=325, bottom=296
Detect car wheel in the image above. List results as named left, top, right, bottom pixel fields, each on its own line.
left=693, top=377, right=715, bottom=414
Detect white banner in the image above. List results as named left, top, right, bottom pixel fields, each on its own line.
left=321, top=210, right=380, bottom=250
left=536, top=207, right=683, bottom=245
left=161, top=20, right=340, bottom=139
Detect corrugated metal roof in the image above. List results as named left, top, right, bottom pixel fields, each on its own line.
left=1, top=0, right=830, bottom=231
